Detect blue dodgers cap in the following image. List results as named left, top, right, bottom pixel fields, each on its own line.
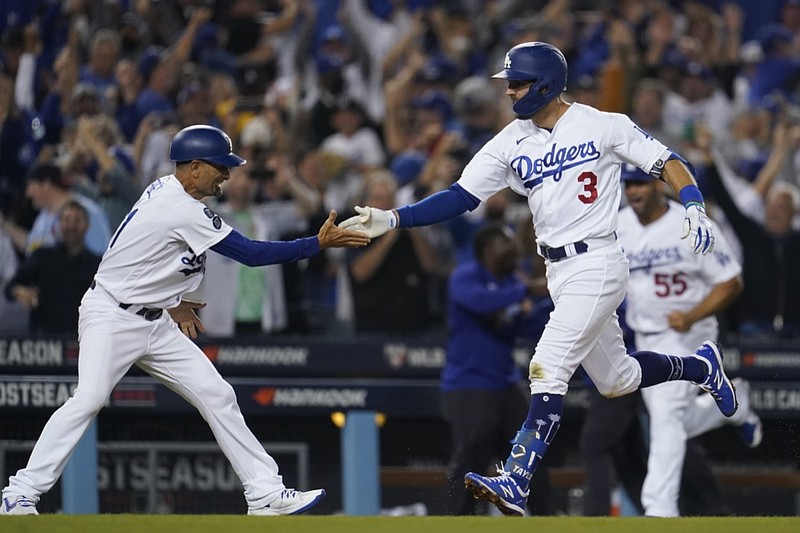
left=620, top=163, right=655, bottom=182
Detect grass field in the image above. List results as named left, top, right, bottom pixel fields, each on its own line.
left=1, top=515, right=799, bottom=533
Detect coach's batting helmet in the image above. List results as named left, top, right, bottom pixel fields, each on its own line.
left=492, top=42, right=567, bottom=117
left=169, top=125, right=246, bottom=167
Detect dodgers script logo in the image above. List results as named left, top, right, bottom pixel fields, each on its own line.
left=628, top=246, right=683, bottom=273
left=179, top=248, right=206, bottom=277
left=512, top=141, right=601, bottom=189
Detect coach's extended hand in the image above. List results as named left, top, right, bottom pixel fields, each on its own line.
left=317, top=209, right=372, bottom=248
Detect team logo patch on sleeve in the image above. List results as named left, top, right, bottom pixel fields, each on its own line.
left=203, top=207, right=216, bottom=219
left=212, top=216, right=222, bottom=229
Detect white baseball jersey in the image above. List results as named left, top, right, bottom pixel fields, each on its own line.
left=457, top=103, right=670, bottom=249
left=618, top=201, right=741, bottom=336
left=93, top=175, right=233, bottom=309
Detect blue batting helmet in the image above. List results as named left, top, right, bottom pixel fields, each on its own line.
left=169, top=125, right=246, bottom=167
left=491, top=42, right=568, bottom=116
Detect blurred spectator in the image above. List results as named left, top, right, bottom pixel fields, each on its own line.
left=452, top=76, right=502, bottom=157
left=135, top=7, right=213, bottom=132
left=79, top=29, right=121, bottom=107
left=339, top=0, right=414, bottom=124
left=65, top=115, right=142, bottom=229
left=37, top=31, right=83, bottom=146
left=196, top=162, right=315, bottom=337
left=298, top=11, right=373, bottom=148
left=663, top=62, right=735, bottom=155
left=175, top=78, right=219, bottom=128
left=746, top=23, right=800, bottom=106
left=697, top=129, right=800, bottom=338
left=441, top=222, right=553, bottom=516
left=132, top=110, right=181, bottom=189
left=0, top=224, right=28, bottom=335
left=345, top=173, right=442, bottom=335
left=112, top=58, right=145, bottom=142
left=319, top=99, right=386, bottom=213
left=0, top=72, right=36, bottom=215
left=5, top=162, right=111, bottom=257
left=5, top=200, right=100, bottom=337
left=629, top=78, right=682, bottom=150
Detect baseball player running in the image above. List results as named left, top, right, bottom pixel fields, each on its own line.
left=0, top=125, right=370, bottom=516
left=339, top=42, right=738, bottom=516
left=619, top=165, right=761, bottom=516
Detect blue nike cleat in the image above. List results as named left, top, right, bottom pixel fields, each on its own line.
left=693, top=341, right=738, bottom=417
left=464, top=468, right=528, bottom=516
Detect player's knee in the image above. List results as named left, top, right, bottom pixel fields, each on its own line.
left=197, top=379, right=237, bottom=408
left=596, top=379, right=638, bottom=399
left=71, top=386, right=111, bottom=413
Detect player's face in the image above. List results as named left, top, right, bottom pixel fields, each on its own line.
left=624, top=180, right=661, bottom=219
left=191, top=160, right=231, bottom=198
left=506, top=80, right=533, bottom=103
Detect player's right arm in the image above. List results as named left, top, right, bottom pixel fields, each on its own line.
left=338, top=183, right=480, bottom=238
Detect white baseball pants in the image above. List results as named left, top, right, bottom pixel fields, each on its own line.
left=3, top=284, right=285, bottom=510
left=530, top=242, right=642, bottom=398
left=637, top=328, right=726, bottom=517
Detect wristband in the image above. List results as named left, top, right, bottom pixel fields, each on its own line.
left=679, top=184, right=704, bottom=209
left=387, top=209, right=398, bottom=229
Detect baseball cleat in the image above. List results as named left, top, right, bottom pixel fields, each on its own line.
left=247, top=488, right=326, bottom=516
left=0, top=495, right=39, bottom=515
left=732, top=378, right=763, bottom=448
left=693, top=341, right=738, bottom=417
left=464, top=469, right=528, bottom=516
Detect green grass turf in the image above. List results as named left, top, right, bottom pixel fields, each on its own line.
left=1, top=516, right=799, bottom=533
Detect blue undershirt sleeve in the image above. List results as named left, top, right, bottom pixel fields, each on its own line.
left=210, top=228, right=320, bottom=267
left=396, top=184, right=480, bottom=228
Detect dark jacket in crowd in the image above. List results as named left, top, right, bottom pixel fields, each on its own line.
left=5, top=244, right=101, bottom=336
left=704, top=163, right=800, bottom=336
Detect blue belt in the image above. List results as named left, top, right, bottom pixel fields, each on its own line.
left=538, top=241, right=589, bottom=262
left=90, top=279, right=164, bottom=321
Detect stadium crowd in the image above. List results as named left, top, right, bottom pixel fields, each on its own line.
left=0, top=0, right=798, bottom=341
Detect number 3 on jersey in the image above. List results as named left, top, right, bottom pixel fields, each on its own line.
left=577, top=171, right=598, bottom=204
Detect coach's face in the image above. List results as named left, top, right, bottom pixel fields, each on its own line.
left=188, top=159, right=230, bottom=199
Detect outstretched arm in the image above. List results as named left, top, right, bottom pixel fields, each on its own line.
left=338, top=184, right=480, bottom=238
left=212, top=210, right=369, bottom=266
